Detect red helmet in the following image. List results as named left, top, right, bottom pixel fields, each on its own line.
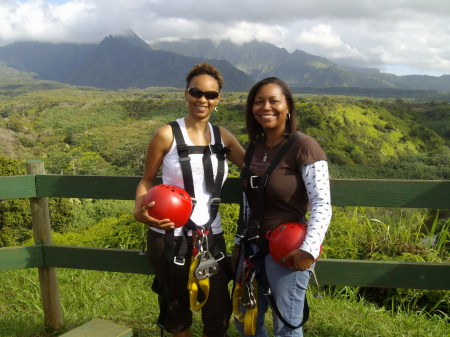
left=143, top=184, right=193, bottom=227
left=266, top=222, right=321, bottom=266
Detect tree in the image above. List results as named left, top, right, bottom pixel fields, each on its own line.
left=0, top=154, right=75, bottom=246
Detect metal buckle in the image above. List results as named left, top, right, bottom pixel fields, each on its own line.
left=250, top=175, right=267, bottom=188
left=250, top=176, right=258, bottom=189
left=173, top=257, right=185, bottom=265
left=210, top=197, right=221, bottom=205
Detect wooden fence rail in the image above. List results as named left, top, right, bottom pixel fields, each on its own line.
left=0, top=160, right=449, bottom=330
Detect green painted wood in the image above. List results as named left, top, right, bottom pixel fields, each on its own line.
left=0, top=175, right=36, bottom=199
left=330, top=179, right=450, bottom=208
left=42, top=245, right=153, bottom=274
left=0, top=246, right=44, bottom=270
left=221, top=177, right=242, bottom=203
left=314, top=259, right=450, bottom=290
left=29, top=176, right=450, bottom=208
left=61, top=318, right=132, bottom=337
left=40, top=245, right=449, bottom=290
left=35, top=175, right=144, bottom=199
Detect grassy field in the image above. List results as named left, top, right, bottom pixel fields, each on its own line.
left=1, top=268, right=448, bottom=337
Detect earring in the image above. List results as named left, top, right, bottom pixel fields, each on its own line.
left=214, top=106, right=218, bottom=112
left=287, top=113, right=291, bottom=122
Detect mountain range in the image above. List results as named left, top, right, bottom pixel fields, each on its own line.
left=1, top=31, right=449, bottom=93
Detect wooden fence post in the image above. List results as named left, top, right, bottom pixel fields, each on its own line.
left=26, top=160, right=64, bottom=330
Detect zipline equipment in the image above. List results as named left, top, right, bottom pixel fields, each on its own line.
left=232, top=259, right=258, bottom=335
left=187, top=227, right=219, bottom=311
left=143, top=184, right=192, bottom=228
left=233, top=132, right=311, bottom=334
left=155, top=120, right=229, bottom=328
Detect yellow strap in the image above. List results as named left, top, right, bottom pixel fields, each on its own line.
left=232, top=282, right=258, bottom=335
left=187, top=256, right=210, bottom=311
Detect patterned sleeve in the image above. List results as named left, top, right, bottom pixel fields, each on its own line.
left=299, top=160, right=332, bottom=259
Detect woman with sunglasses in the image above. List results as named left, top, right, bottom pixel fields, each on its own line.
left=134, top=63, right=245, bottom=337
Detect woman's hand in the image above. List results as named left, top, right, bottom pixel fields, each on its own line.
left=134, top=201, right=175, bottom=230
left=281, top=249, right=315, bottom=271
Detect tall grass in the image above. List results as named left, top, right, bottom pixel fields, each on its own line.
left=322, top=206, right=449, bottom=316
left=1, top=268, right=448, bottom=337
left=1, top=205, right=448, bottom=336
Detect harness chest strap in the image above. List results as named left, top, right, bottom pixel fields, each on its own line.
left=169, top=121, right=228, bottom=311
left=236, top=132, right=302, bottom=240
left=169, top=121, right=228, bottom=262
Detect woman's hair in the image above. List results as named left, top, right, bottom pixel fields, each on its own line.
left=185, top=63, right=224, bottom=91
left=245, top=77, right=297, bottom=143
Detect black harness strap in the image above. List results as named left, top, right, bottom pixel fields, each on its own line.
left=155, top=121, right=228, bottom=329
left=169, top=121, right=228, bottom=262
left=236, top=132, right=310, bottom=330
left=237, top=132, right=301, bottom=240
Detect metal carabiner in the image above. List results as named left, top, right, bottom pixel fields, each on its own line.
left=194, top=250, right=219, bottom=280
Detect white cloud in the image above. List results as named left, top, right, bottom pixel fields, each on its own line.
left=0, top=0, right=449, bottom=76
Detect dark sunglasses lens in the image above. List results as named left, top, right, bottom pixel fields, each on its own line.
left=189, top=88, right=203, bottom=98
left=189, top=88, right=219, bottom=100
left=204, top=91, right=219, bottom=99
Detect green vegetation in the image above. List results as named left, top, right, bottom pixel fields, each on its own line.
left=1, top=268, right=448, bottom=337
left=1, top=79, right=449, bottom=336
left=1, top=80, right=448, bottom=179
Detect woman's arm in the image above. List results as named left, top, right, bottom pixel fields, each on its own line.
left=134, top=124, right=176, bottom=230
left=282, top=160, right=332, bottom=270
left=299, top=160, right=332, bottom=258
left=219, top=127, right=245, bottom=169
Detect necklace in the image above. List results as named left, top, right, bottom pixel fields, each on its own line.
left=262, top=137, right=286, bottom=162
left=263, top=145, right=271, bottom=162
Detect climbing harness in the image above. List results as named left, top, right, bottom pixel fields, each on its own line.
left=155, top=120, right=229, bottom=328
left=233, top=132, right=311, bottom=333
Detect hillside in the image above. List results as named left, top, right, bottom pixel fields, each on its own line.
left=0, top=78, right=448, bottom=180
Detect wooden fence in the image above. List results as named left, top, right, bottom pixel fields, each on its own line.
left=0, top=160, right=449, bottom=330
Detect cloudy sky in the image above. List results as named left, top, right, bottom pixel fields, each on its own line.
left=1, top=0, right=449, bottom=76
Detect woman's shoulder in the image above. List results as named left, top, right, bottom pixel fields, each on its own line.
left=217, top=126, right=236, bottom=144
left=150, top=123, right=175, bottom=151
left=292, top=132, right=327, bottom=160
left=155, top=123, right=173, bottom=139
left=295, top=132, right=322, bottom=148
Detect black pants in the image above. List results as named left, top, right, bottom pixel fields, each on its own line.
left=147, top=229, right=232, bottom=337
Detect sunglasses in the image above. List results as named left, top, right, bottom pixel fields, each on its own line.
left=187, top=87, right=220, bottom=100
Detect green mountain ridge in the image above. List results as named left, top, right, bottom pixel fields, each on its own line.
left=1, top=32, right=449, bottom=92
left=151, top=38, right=450, bottom=92
left=0, top=34, right=254, bottom=92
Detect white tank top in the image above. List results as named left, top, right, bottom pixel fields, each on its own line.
left=151, top=118, right=228, bottom=236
